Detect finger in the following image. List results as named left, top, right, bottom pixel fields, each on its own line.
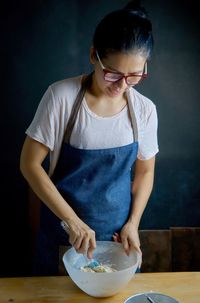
left=113, top=235, right=119, bottom=242
left=69, top=232, right=78, bottom=246
left=132, top=242, right=142, bottom=255
left=114, top=232, right=121, bottom=242
left=129, top=241, right=142, bottom=268
left=121, top=237, right=130, bottom=256
left=73, top=235, right=84, bottom=250
left=113, top=234, right=121, bottom=243
left=138, top=252, right=142, bottom=269
left=87, top=236, right=96, bottom=259
left=75, top=239, right=88, bottom=255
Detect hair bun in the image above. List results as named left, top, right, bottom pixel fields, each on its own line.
left=124, top=0, right=148, bottom=18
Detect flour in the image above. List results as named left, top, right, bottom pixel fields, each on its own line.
left=80, top=264, right=117, bottom=273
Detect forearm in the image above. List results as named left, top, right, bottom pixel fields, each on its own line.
left=20, top=163, right=77, bottom=224
left=129, top=170, right=154, bottom=228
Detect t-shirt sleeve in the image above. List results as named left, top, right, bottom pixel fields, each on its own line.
left=137, top=104, right=159, bottom=160
left=25, top=86, right=57, bottom=151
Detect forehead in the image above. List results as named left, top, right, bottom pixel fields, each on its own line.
left=103, top=52, right=147, bottom=73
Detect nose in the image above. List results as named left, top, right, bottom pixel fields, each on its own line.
left=114, top=77, right=128, bottom=90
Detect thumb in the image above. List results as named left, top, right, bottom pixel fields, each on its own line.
left=133, top=243, right=142, bottom=255
left=122, top=237, right=130, bottom=256
left=131, top=243, right=142, bottom=269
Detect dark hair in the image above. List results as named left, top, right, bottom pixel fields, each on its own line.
left=93, top=0, right=153, bottom=59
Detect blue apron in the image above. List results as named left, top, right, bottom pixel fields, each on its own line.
left=33, top=75, right=139, bottom=275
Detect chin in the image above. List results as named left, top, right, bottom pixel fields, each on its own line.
left=107, top=87, right=124, bottom=98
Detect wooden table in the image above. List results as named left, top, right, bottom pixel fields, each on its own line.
left=0, top=272, right=199, bottom=303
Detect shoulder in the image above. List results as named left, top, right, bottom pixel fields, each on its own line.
left=49, top=74, right=83, bottom=101
left=128, top=87, right=157, bottom=125
left=129, top=87, right=156, bottom=113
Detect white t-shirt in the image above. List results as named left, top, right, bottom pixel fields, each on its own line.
left=26, top=75, right=159, bottom=176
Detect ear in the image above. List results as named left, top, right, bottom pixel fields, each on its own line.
left=90, top=47, right=96, bottom=64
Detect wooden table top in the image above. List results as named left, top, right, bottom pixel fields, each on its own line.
left=0, top=272, right=199, bottom=303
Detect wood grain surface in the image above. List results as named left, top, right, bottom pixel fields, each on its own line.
left=0, top=272, right=199, bottom=303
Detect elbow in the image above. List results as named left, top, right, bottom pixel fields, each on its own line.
left=132, top=170, right=154, bottom=194
left=19, top=141, right=32, bottom=179
left=19, top=149, right=31, bottom=180
left=20, top=153, right=27, bottom=179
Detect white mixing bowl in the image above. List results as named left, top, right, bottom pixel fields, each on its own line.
left=62, top=241, right=141, bottom=297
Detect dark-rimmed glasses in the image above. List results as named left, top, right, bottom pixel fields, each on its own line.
left=96, top=51, right=147, bottom=86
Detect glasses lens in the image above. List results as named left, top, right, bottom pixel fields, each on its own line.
left=104, top=72, right=123, bottom=82
left=127, top=75, right=144, bottom=85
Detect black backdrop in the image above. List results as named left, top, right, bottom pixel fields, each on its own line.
left=1, top=0, right=200, bottom=276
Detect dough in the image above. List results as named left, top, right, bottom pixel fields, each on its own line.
left=80, top=264, right=117, bottom=273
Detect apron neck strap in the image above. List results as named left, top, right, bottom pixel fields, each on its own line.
left=64, top=73, right=93, bottom=143
left=126, top=89, right=138, bottom=142
left=64, top=75, right=138, bottom=144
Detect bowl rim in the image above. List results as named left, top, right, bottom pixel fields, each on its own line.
left=63, top=241, right=140, bottom=274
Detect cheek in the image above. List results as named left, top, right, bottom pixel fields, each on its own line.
left=100, top=80, right=113, bottom=92
left=95, top=70, right=108, bottom=88
left=94, top=69, right=118, bottom=93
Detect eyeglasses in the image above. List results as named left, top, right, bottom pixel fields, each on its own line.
left=96, top=51, right=147, bottom=86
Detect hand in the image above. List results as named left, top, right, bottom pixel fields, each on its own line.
left=113, top=222, right=142, bottom=267
left=65, top=217, right=96, bottom=259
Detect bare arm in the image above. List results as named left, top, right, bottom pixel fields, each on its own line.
left=130, top=156, right=155, bottom=228
left=20, top=136, right=96, bottom=257
left=113, top=156, right=155, bottom=256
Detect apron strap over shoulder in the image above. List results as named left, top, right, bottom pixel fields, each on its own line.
left=64, top=73, right=93, bottom=144
left=64, top=73, right=138, bottom=144
left=127, top=90, right=138, bottom=142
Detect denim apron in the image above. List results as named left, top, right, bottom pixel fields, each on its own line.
left=34, top=74, right=139, bottom=275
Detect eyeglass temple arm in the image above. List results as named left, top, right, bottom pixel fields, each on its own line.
left=96, top=50, right=147, bottom=76
left=144, top=62, right=147, bottom=75
left=95, top=51, right=105, bottom=69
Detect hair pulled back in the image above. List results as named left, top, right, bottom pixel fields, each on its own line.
left=93, top=0, right=153, bottom=59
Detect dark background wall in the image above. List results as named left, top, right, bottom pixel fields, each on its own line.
left=1, top=0, right=200, bottom=276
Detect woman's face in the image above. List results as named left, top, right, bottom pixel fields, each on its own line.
left=91, top=49, right=147, bottom=99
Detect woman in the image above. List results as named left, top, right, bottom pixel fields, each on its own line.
left=20, top=1, right=159, bottom=275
